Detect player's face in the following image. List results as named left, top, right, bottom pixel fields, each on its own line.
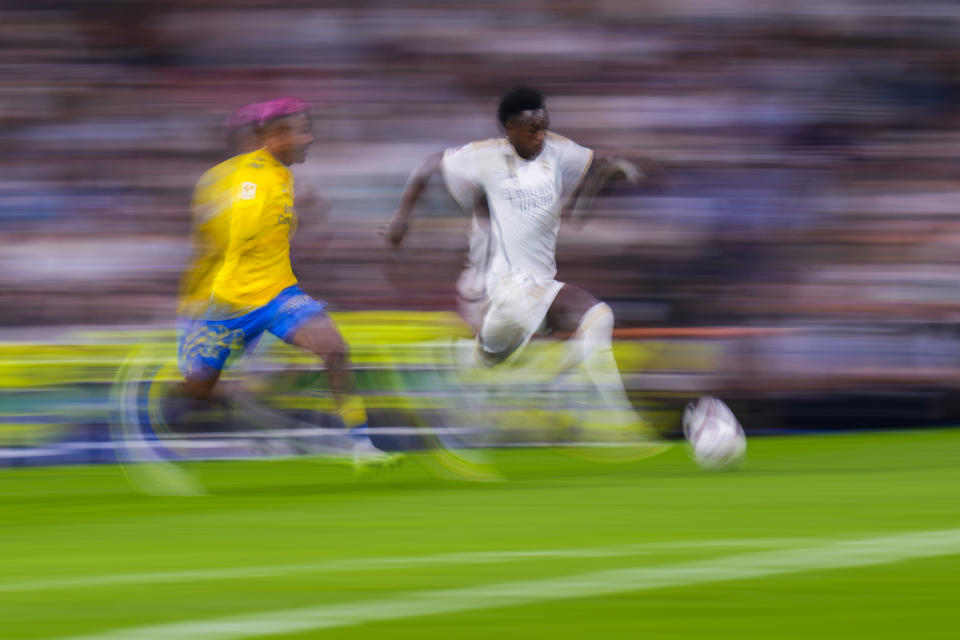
left=505, top=109, right=549, bottom=160
left=267, top=112, right=315, bottom=165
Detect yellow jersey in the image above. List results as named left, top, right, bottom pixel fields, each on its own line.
left=177, top=154, right=247, bottom=318
left=203, top=149, right=299, bottom=319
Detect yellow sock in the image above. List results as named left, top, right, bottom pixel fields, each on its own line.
left=338, top=395, right=368, bottom=430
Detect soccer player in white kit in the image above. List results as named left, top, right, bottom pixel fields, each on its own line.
left=387, top=87, right=652, bottom=438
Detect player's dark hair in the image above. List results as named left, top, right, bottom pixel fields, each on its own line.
left=497, top=87, right=545, bottom=126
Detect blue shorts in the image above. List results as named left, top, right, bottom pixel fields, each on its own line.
left=179, top=285, right=326, bottom=379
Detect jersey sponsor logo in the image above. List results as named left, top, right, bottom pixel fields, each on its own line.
left=500, top=181, right=557, bottom=216
left=239, top=182, right=258, bottom=200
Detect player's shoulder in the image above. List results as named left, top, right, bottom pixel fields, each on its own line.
left=197, top=155, right=238, bottom=186
left=234, top=150, right=272, bottom=176
left=544, top=132, right=593, bottom=170
left=447, top=137, right=507, bottom=158
left=545, top=131, right=585, bottom=152
left=443, top=138, right=508, bottom=176
left=233, top=150, right=290, bottom=189
left=196, top=152, right=254, bottom=186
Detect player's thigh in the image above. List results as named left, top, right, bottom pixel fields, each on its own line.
left=457, top=294, right=487, bottom=335
left=480, top=278, right=563, bottom=361
left=182, top=368, right=222, bottom=400
left=280, top=312, right=348, bottom=362
left=178, top=317, right=247, bottom=398
left=546, top=284, right=600, bottom=333
left=266, top=287, right=337, bottom=353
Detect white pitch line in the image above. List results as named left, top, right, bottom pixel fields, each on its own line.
left=49, top=528, right=960, bottom=640
left=0, top=538, right=809, bottom=594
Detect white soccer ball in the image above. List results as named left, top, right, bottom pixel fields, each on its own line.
left=682, top=396, right=746, bottom=471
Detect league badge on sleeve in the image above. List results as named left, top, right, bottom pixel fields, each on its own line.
left=239, top=182, right=258, bottom=200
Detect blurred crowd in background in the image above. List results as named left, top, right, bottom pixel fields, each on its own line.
left=5, top=0, right=960, bottom=392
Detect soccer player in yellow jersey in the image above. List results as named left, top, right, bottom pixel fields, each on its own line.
left=178, top=98, right=397, bottom=465
left=178, top=102, right=264, bottom=321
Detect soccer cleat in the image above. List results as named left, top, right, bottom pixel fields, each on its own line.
left=577, top=409, right=648, bottom=442
left=570, top=410, right=674, bottom=463
left=352, top=438, right=405, bottom=472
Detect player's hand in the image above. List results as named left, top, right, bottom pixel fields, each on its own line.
left=608, top=158, right=644, bottom=185
left=381, top=217, right=408, bottom=247
left=633, top=157, right=667, bottom=192
left=601, top=156, right=666, bottom=192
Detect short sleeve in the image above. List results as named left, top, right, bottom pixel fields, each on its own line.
left=226, top=169, right=271, bottom=249
left=555, top=136, right=594, bottom=201
left=191, top=171, right=216, bottom=225
left=441, top=144, right=484, bottom=212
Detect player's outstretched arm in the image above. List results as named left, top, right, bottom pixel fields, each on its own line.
left=565, top=155, right=663, bottom=226
left=386, top=151, right=443, bottom=247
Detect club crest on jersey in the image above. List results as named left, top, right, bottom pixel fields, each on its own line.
left=239, top=182, right=258, bottom=200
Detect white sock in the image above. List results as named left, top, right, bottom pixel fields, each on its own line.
left=577, top=303, right=637, bottom=424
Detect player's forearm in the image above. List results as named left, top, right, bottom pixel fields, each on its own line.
left=588, top=156, right=644, bottom=191
left=566, top=155, right=656, bottom=224
left=392, top=177, right=428, bottom=225
left=394, top=152, right=442, bottom=221
left=388, top=152, right=442, bottom=245
left=565, top=157, right=614, bottom=223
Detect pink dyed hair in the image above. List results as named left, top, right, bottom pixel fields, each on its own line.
left=224, top=102, right=265, bottom=134
left=257, top=97, right=310, bottom=128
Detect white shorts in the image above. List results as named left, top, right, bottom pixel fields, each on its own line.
left=456, top=267, right=487, bottom=334
left=477, top=273, right=565, bottom=361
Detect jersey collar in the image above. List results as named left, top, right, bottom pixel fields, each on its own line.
left=254, top=148, right=291, bottom=176
left=502, top=137, right=547, bottom=165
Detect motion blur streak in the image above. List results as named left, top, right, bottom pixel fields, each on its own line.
left=5, top=1, right=960, bottom=422
left=0, top=537, right=814, bottom=594
left=56, top=528, right=960, bottom=640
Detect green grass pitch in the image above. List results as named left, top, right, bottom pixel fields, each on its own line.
left=2, top=429, right=960, bottom=639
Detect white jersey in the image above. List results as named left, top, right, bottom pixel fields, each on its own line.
left=442, top=133, right=594, bottom=293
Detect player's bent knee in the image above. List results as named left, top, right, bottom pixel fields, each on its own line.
left=478, top=345, right=512, bottom=367
left=292, top=320, right=349, bottom=362
left=318, top=338, right=350, bottom=369
left=330, top=344, right=350, bottom=368
left=579, top=302, right=614, bottom=335
left=183, top=376, right=218, bottom=402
